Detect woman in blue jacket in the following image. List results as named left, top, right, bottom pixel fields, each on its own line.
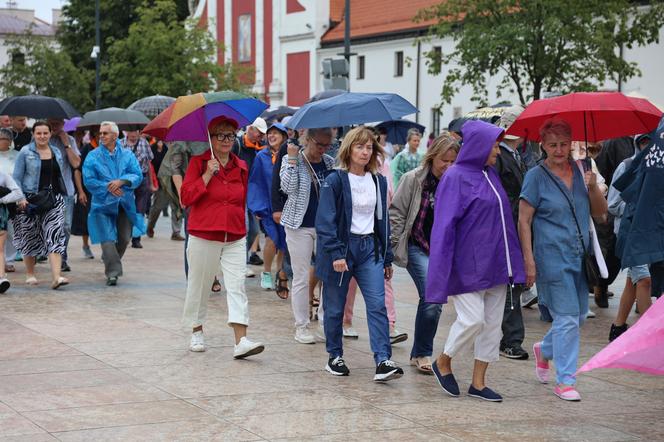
left=315, top=126, right=403, bottom=382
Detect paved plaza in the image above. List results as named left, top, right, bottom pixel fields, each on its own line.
left=0, top=223, right=662, bottom=441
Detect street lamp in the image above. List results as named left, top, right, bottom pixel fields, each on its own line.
left=93, top=0, right=101, bottom=109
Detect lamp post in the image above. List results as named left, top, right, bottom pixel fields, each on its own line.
left=93, top=0, right=101, bottom=109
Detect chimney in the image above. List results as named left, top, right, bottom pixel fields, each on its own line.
left=52, top=8, right=61, bottom=26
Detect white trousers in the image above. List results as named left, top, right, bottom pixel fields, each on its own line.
left=443, top=284, right=507, bottom=363
left=285, top=227, right=316, bottom=328
left=182, top=235, right=249, bottom=329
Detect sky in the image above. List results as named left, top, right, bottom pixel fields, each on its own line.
left=12, top=0, right=67, bottom=23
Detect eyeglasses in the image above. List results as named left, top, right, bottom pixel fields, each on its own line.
left=312, top=139, right=331, bottom=149
left=99, top=131, right=110, bottom=135
left=211, top=132, right=236, bottom=142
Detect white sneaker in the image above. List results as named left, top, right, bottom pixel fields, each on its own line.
left=295, top=326, right=316, bottom=344
left=189, top=331, right=206, bottom=352
left=390, top=327, right=408, bottom=344
left=314, top=325, right=326, bottom=343
left=246, top=268, right=256, bottom=278
left=343, top=326, right=359, bottom=339
left=587, top=309, right=596, bottom=319
left=233, top=337, right=265, bottom=359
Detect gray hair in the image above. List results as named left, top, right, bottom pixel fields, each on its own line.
left=100, top=121, right=119, bottom=135
left=406, top=128, right=422, bottom=141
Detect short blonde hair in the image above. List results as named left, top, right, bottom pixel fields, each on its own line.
left=422, top=132, right=459, bottom=169
left=406, top=128, right=422, bottom=142
left=337, top=126, right=384, bottom=174
left=540, top=117, right=572, bottom=143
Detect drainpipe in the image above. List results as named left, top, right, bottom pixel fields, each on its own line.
left=618, top=43, right=624, bottom=92
left=415, top=40, right=421, bottom=123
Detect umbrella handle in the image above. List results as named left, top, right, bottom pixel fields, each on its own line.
left=206, top=129, right=219, bottom=176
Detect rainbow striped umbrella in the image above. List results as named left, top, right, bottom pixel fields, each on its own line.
left=143, top=91, right=268, bottom=142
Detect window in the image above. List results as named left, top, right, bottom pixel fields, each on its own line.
left=394, top=51, right=403, bottom=77
left=431, top=46, right=442, bottom=73
left=431, top=108, right=441, bottom=136
left=357, top=55, right=365, bottom=79
left=11, top=50, right=24, bottom=65
left=238, top=14, right=252, bottom=62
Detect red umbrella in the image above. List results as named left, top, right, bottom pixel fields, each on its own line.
left=506, top=92, right=663, bottom=142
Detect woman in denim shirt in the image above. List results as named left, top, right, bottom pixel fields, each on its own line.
left=12, top=121, right=69, bottom=289
left=519, top=118, right=607, bottom=401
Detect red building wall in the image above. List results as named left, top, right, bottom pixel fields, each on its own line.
left=287, top=52, right=310, bottom=106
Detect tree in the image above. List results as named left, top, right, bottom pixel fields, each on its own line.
left=0, top=32, right=93, bottom=111
left=103, top=0, right=252, bottom=107
left=57, top=0, right=194, bottom=107
left=416, top=0, right=664, bottom=105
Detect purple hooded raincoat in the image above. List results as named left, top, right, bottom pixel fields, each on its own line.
left=425, top=120, right=525, bottom=304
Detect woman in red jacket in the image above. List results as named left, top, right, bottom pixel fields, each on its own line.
left=180, top=116, right=265, bottom=359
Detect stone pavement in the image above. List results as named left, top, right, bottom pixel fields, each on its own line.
left=0, top=222, right=663, bottom=441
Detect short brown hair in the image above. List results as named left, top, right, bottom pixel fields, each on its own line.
left=337, top=126, right=384, bottom=174
left=422, top=132, right=460, bottom=169
left=539, top=117, right=572, bottom=142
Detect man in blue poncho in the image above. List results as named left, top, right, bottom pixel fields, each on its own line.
left=83, top=121, right=145, bottom=286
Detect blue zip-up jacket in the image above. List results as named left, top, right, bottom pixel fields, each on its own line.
left=13, top=142, right=66, bottom=195
left=315, top=169, right=393, bottom=284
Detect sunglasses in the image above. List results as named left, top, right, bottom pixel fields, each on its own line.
left=99, top=131, right=112, bottom=135
left=211, top=132, right=236, bottom=142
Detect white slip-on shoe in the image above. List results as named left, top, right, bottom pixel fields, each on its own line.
left=233, top=337, right=265, bottom=359
left=295, top=326, right=316, bottom=344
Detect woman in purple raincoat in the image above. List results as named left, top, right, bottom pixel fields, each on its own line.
left=426, top=120, right=525, bottom=402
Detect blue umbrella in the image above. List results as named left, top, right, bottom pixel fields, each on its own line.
left=286, top=92, right=418, bottom=129
left=376, top=119, right=425, bottom=145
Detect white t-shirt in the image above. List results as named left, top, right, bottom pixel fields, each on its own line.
left=348, top=172, right=376, bottom=234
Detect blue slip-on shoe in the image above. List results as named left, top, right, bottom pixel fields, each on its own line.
left=431, top=360, right=460, bottom=397
left=468, top=385, right=503, bottom=402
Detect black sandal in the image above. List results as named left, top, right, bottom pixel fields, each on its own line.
left=211, top=277, right=222, bottom=293
left=275, top=273, right=289, bottom=300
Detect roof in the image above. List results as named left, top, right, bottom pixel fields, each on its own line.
left=322, top=0, right=439, bottom=43
left=0, top=13, right=55, bottom=36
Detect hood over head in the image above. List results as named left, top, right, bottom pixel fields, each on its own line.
left=455, top=120, right=504, bottom=170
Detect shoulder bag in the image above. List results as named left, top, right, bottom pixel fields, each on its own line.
left=27, top=151, right=57, bottom=216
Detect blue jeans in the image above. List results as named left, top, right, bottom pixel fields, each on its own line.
left=323, top=234, right=391, bottom=365
left=541, top=309, right=586, bottom=385
left=406, top=243, right=442, bottom=358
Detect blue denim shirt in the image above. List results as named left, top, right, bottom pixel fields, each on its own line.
left=13, top=142, right=66, bottom=195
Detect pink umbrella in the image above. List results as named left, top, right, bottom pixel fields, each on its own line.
left=578, top=296, right=664, bottom=376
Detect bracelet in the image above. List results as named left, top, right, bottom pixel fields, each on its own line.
left=287, top=155, right=298, bottom=161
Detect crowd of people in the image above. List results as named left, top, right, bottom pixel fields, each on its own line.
left=0, top=102, right=661, bottom=401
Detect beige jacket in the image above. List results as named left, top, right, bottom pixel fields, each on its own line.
left=389, top=165, right=430, bottom=267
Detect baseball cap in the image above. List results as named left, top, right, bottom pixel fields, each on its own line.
left=267, top=122, right=288, bottom=137
left=497, top=105, right=525, bottom=140
left=251, top=117, right=268, bottom=134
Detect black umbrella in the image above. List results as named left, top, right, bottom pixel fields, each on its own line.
left=0, top=95, right=79, bottom=119
left=260, top=105, right=298, bottom=123
left=127, top=95, right=175, bottom=119
left=77, top=107, right=151, bottom=131
left=307, top=89, right=346, bottom=103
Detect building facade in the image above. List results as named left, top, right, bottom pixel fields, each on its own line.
left=194, top=0, right=664, bottom=136
left=0, top=7, right=57, bottom=71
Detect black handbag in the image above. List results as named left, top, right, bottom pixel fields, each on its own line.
left=26, top=153, right=57, bottom=215
left=541, top=165, right=601, bottom=287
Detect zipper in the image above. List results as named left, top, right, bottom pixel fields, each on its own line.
left=483, top=170, right=515, bottom=310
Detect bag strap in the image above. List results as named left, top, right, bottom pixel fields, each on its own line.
left=540, top=165, right=588, bottom=254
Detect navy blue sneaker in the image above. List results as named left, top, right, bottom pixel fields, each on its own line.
left=468, top=385, right=503, bottom=402
left=431, top=360, right=460, bottom=397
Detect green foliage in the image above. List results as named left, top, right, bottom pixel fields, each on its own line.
left=416, top=0, right=664, bottom=105
left=103, top=0, right=252, bottom=107
left=0, top=32, right=93, bottom=111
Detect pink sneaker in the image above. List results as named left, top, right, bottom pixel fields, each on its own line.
left=533, top=342, right=550, bottom=383
left=554, top=384, right=581, bottom=401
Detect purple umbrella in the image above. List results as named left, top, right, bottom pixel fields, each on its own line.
left=64, top=117, right=81, bottom=133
